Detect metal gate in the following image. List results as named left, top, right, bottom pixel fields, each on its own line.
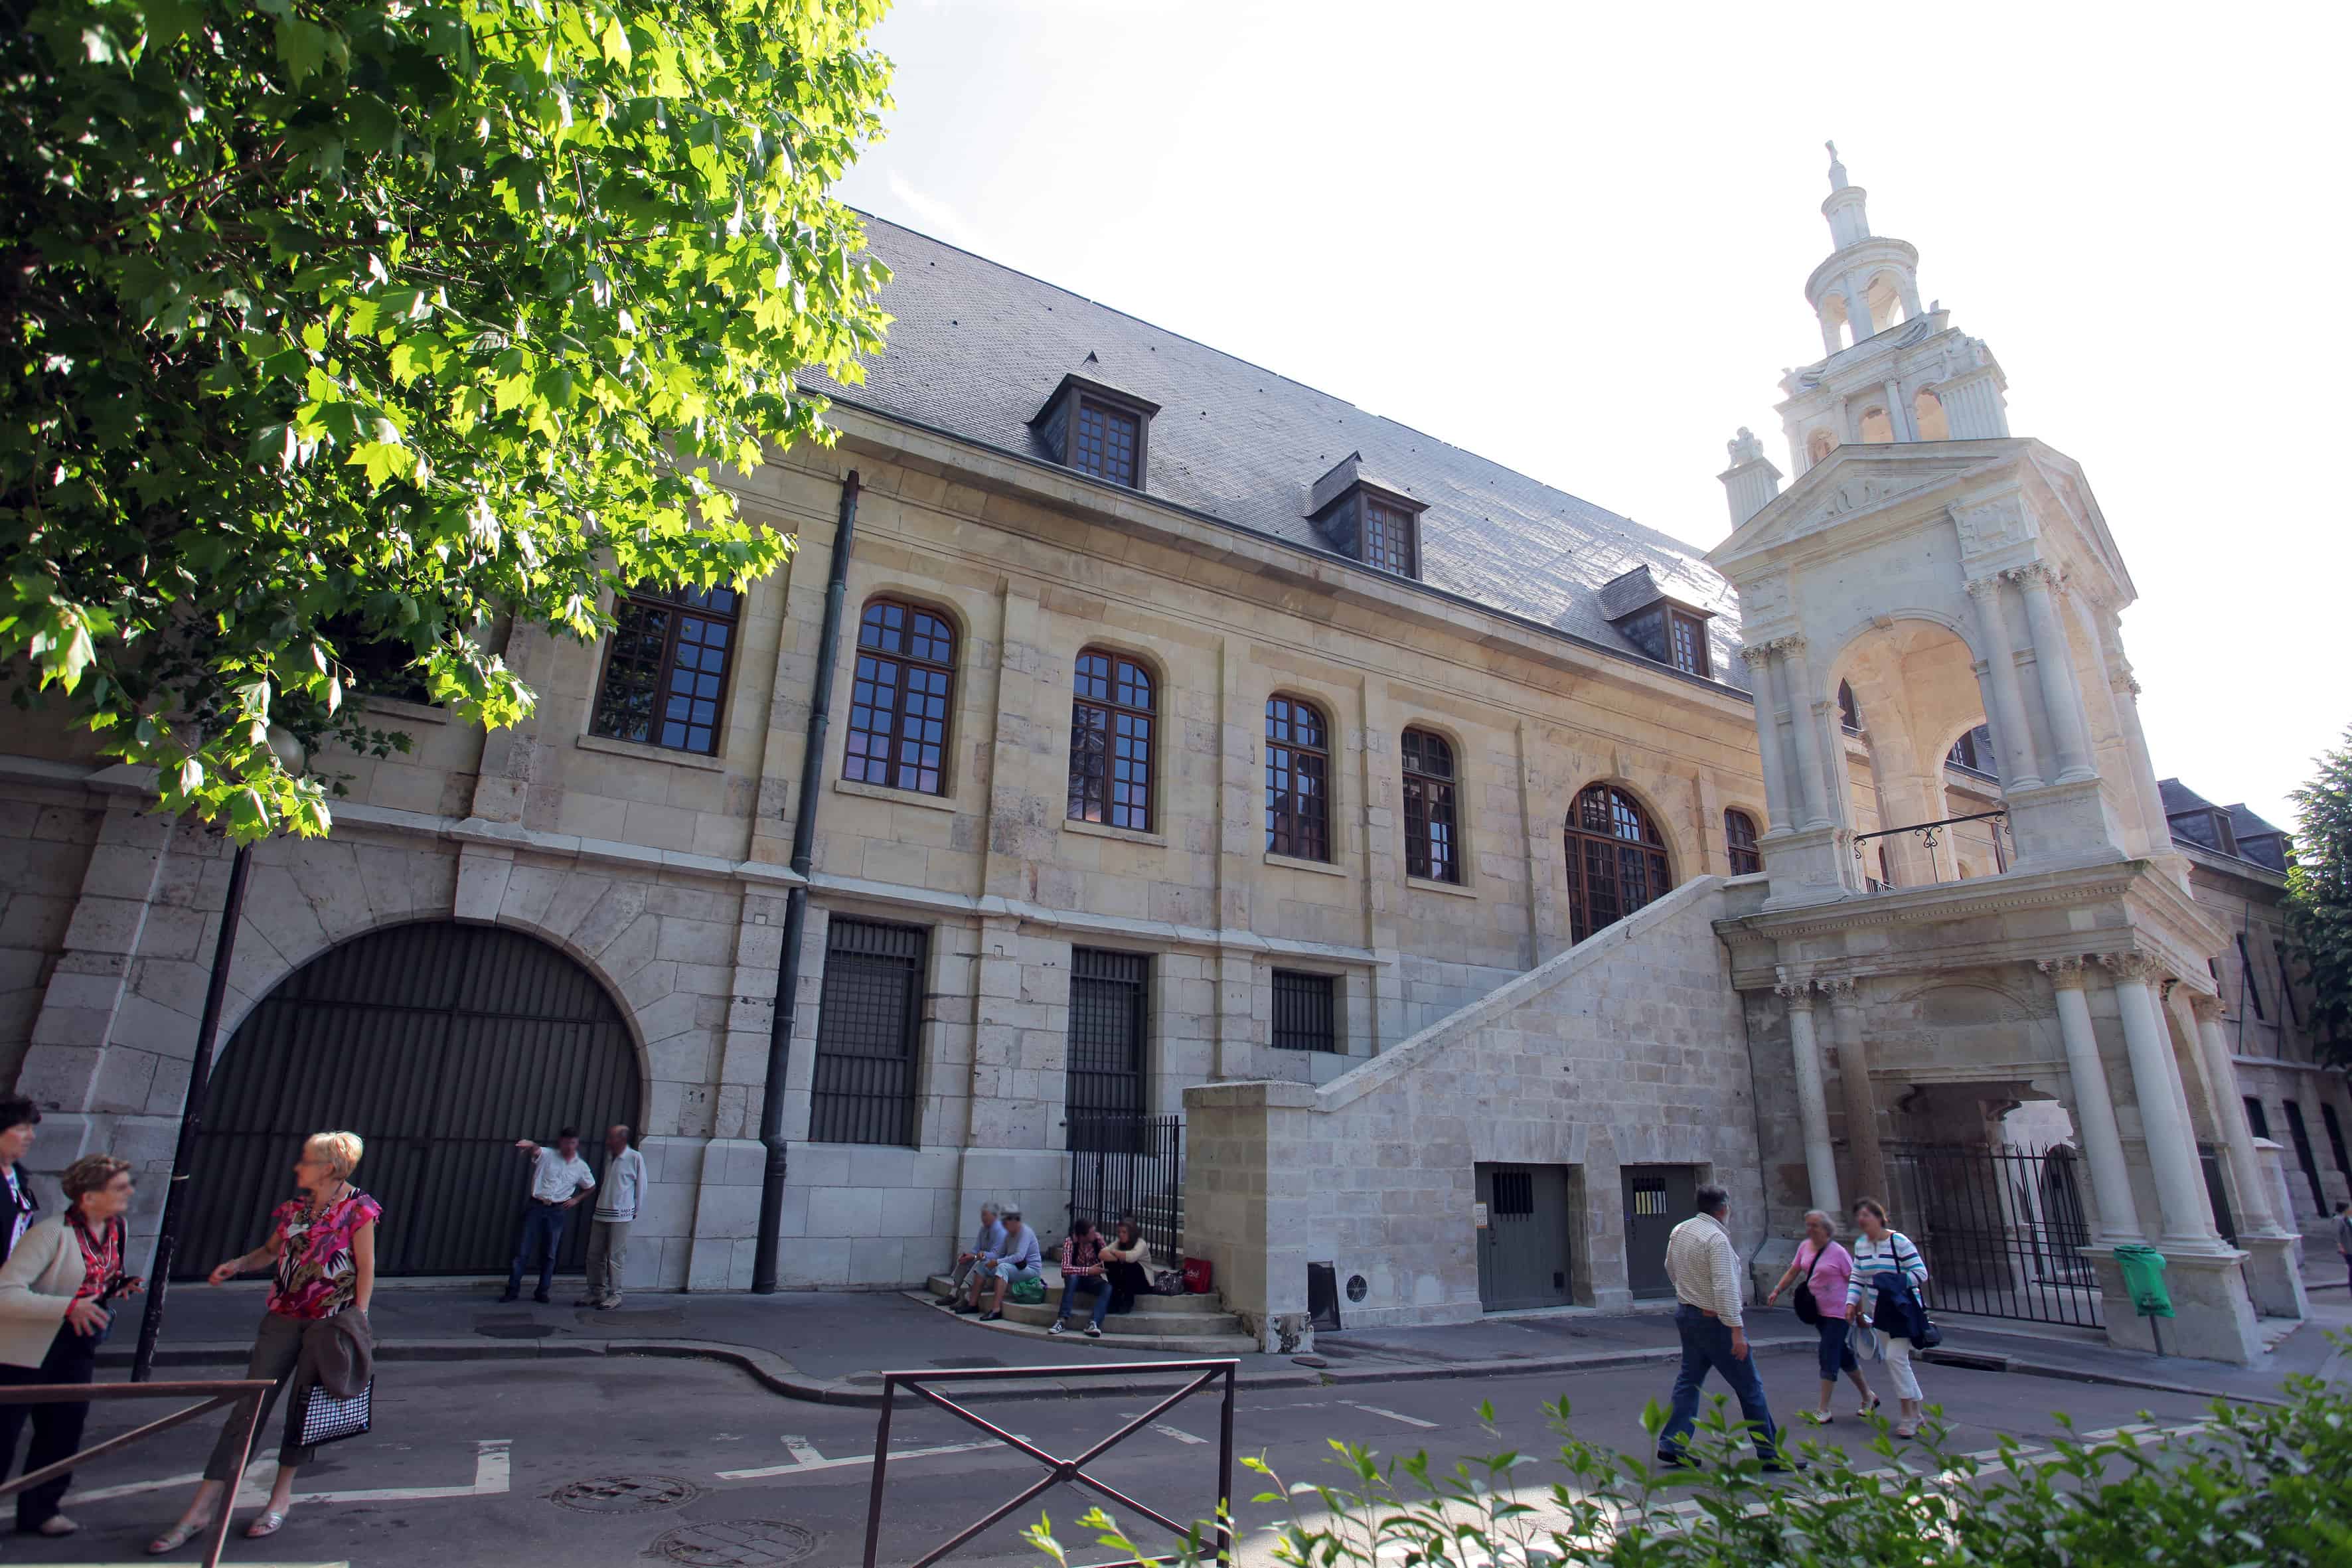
left=1066, top=1113, right=1182, bottom=1266
left=1476, top=1163, right=1573, bottom=1310
left=182, top=921, right=641, bottom=1279
left=1620, top=1165, right=1695, bottom=1298
left=1068, top=948, right=1148, bottom=1124
left=1881, top=1142, right=2101, bottom=1328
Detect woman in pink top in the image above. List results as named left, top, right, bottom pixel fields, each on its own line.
left=1765, top=1209, right=1879, bottom=1424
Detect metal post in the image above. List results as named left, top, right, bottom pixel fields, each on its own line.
left=1215, top=1363, right=1236, bottom=1564
left=862, top=1373, right=896, bottom=1568
left=754, top=471, right=860, bottom=1294
left=132, top=839, right=252, bottom=1382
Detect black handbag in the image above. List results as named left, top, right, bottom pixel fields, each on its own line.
left=289, top=1376, right=372, bottom=1449
left=1792, top=1245, right=1823, bottom=1325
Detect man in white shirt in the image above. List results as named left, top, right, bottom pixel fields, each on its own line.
left=1656, top=1183, right=1796, bottom=1470
left=580, top=1125, right=645, bottom=1310
left=501, top=1128, right=595, bottom=1304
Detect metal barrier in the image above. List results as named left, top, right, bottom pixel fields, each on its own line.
left=861, top=1358, right=1236, bottom=1568
left=0, top=1377, right=274, bottom=1567
left=1883, top=1142, right=2102, bottom=1328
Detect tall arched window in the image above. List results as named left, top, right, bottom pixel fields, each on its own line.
left=1564, top=784, right=1672, bottom=943
left=1838, top=680, right=1864, bottom=734
left=1400, top=729, right=1459, bottom=884
left=1724, top=809, right=1762, bottom=876
left=1069, top=649, right=1155, bottom=831
left=844, top=598, right=956, bottom=795
left=1265, top=696, right=1330, bottom=861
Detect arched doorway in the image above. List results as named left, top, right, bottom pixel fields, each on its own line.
left=180, top=921, right=643, bottom=1279
left=1563, top=784, right=1673, bottom=943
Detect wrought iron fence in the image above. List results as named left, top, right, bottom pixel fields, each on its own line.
left=1067, top=1112, right=1182, bottom=1265
left=862, top=1359, right=1237, bottom=1567
left=1882, top=1142, right=2102, bottom=1328
left=1852, top=809, right=2011, bottom=890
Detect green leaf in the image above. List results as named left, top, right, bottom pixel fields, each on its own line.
left=599, top=14, right=633, bottom=67
left=274, top=17, right=329, bottom=82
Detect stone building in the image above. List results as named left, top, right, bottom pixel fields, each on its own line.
left=0, top=148, right=2331, bottom=1362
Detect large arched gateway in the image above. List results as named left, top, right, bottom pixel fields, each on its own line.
left=179, top=921, right=643, bottom=1279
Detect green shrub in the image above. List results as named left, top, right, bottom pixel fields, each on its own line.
left=1025, top=1370, right=2352, bottom=1567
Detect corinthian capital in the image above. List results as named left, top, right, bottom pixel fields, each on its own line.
left=2003, top=561, right=2063, bottom=591
left=2036, top=956, right=2088, bottom=991
left=2187, top=989, right=2225, bottom=1023
left=1739, top=643, right=1775, bottom=669
left=1769, top=634, right=1808, bottom=657
left=1965, top=574, right=2004, bottom=600
left=1818, top=976, right=1859, bottom=1005
left=2098, top=952, right=2168, bottom=985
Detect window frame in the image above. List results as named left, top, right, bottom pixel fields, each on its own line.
left=841, top=596, right=959, bottom=797
left=1069, top=394, right=1145, bottom=489
left=1399, top=727, right=1461, bottom=884
left=1271, top=969, right=1340, bottom=1054
left=1310, top=483, right=1427, bottom=583
left=1068, top=946, right=1150, bottom=1131
left=1265, top=695, right=1333, bottom=862
left=2236, top=931, right=2267, bottom=1021
left=1361, top=495, right=1420, bottom=579
left=2274, top=938, right=2304, bottom=1026
left=807, top=917, right=929, bottom=1148
left=1665, top=608, right=1711, bottom=678
left=1067, top=647, right=1158, bottom=833
left=1031, top=374, right=1158, bottom=493
left=1563, top=783, right=1674, bottom=943
left=1724, top=809, right=1762, bottom=876
left=588, top=582, right=744, bottom=757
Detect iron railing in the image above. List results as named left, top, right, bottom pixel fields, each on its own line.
left=1882, top=1142, right=2103, bottom=1328
left=862, top=1359, right=1237, bottom=1568
left=1067, top=1113, right=1182, bottom=1266
left=0, top=1377, right=272, bottom=1567
left=1853, top=809, right=2010, bottom=890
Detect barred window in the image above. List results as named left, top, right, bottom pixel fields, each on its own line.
left=1068, top=649, right=1155, bottom=832
left=589, top=583, right=741, bottom=756
left=844, top=599, right=956, bottom=796
left=1071, top=400, right=1141, bottom=488
left=1363, top=497, right=1419, bottom=578
left=1564, top=783, right=1672, bottom=943
left=1271, top=970, right=1339, bottom=1053
left=1401, top=728, right=1459, bottom=884
left=1069, top=947, right=1148, bottom=1123
left=1725, top=809, right=1762, bottom=876
left=1265, top=696, right=1332, bottom=861
left=809, top=918, right=927, bottom=1146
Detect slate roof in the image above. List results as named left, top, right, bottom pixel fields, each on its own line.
left=817, top=216, right=1747, bottom=690
left=2157, top=777, right=2293, bottom=874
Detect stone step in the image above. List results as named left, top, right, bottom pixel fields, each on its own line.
left=905, top=1291, right=1253, bottom=1355
left=923, top=1273, right=1227, bottom=1316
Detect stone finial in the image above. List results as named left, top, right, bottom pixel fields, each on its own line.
left=1826, top=140, right=1848, bottom=191
left=1727, top=427, right=1766, bottom=466
left=2037, top=956, right=2089, bottom=990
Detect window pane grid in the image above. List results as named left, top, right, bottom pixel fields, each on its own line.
left=844, top=599, right=957, bottom=795
left=1271, top=969, right=1338, bottom=1053
left=1069, top=650, right=1155, bottom=831
left=1668, top=611, right=1708, bottom=676
left=591, top=584, right=740, bottom=757
left=1364, top=499, right=1417, bottom=578
left=1265, top=696, right=1332, bottom=861
left=1565, top=784, right=1672, bottom=943
left=1725, top=809, right=1762, bottom=876
left=1401, top=728, right=1458, bottom=884
left=1071, top=400, right=1140, bottom=488
left=809, top=919, right=926, bottom=1147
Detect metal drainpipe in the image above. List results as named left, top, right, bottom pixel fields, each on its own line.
left=753, top=470, right=859, bottom=1294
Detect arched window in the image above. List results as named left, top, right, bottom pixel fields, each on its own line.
left=844, top=598, right=955, bottom=795
left=1857, top=406, right=1895, bottom=443
left=1865, top=275, right=1907, bottom=335
left=1265, top=696, right=1331, bottom=861
left=591, top=582, right=741, bottom=756
left=1947, top=723, right=1994, bottom=775
left=1838, top=680, right=1864, bottom=734
left=1807, top=430, right=1837, bottom=467
left=1069, top=649, right=1155, bottom=831
left=1724, top=809, right=1762, bottom=876
left=1913, top=386, right=1949, bottom=441
left=1565, top=784, right=1672, bottom=943
left=1400, top=729, right=1459, bottom=884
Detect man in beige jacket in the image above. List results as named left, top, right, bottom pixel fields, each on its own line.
left=1655, top=1183, right=1796, bottom=1471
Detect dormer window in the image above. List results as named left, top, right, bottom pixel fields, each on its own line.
left=1304, top=453, right=1426, bottom=581
left=1031, top=372, right=1158, bottom=491
left=1598, top=565, right=1715, bottom=678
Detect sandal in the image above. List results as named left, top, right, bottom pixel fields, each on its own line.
left=244, top=1510, right=288, bottom=1539
left=1857, top=1395, right=1882, bottom=1419
left=1892, top=1423, right=1920, bottom=1440
left=37, top=1514, right=78, bottom=1536
left=1802, top=1409, right=1832, bottom=1425
left=147, top=1520, right=209, bottom=1555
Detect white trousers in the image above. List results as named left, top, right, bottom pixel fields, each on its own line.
left=1867, top=1329, right=1923, bottom=1401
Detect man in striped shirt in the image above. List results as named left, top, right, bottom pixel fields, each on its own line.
left=1656, top=1183, right=1797, bottom=1470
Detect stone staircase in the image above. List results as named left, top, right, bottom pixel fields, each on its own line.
left=921, top=1269, right=1254, bottom=1354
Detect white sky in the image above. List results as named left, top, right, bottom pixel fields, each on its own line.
left=834, top=0, right=2350, bottom=832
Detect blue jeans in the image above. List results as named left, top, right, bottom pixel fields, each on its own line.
left=1814, top=1314, right=1859, bottom=1381
left=1058, top=1273, right=1111, bottom=1328
left=1658, top=1304, right=1781, bottom=1460
left=507, top=1203, right=568, bottom=1297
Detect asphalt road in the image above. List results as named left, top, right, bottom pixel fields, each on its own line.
left=1, top=1345, right=2219, bottom=1568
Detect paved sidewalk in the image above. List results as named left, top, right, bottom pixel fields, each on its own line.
left=103, top=1278, right=2346, bottom=1409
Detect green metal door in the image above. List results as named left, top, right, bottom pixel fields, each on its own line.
left=1622, top=1165, right=1697, bottom=1298
left=1475, top=1163, right=1573, bottom=1311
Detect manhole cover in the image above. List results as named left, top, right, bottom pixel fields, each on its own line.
left=652, top=1519, right=816, bottom=1565
left=551, top=1475, right=700, bottom=1514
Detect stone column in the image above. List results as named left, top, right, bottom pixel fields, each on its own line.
left=2192, top=994, right=2306, bottom=1318
left=2009, top=564, right=2096, bottom=784
left=1779, top=637, right=1834, bottom=831
left=2037, top=958, right=2144, bottom=1244
left=1778, top=981, right=1841, bottom=1214
left=2102, top=956, right=2223, bottom=1251
left=1884, top=378, right=1913, bottom=441
left=1965, top=576, right=2043, bottom=791
left=1823, top=979, right=1887, bottom=1209
left=1741, top=646, right=1795, bottom=834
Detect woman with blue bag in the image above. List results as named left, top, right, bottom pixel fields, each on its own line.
left=1844, top=1197, right=1931, bottom=1438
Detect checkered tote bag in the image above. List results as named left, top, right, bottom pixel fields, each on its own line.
left=289, top=1376, right=373, bottom=1449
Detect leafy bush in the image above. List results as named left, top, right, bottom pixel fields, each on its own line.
left=1026, top=1370, right=2351, bottom=1567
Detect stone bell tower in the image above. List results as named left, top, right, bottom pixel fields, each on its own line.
left=1702, top=147, right=2297, bottom=1365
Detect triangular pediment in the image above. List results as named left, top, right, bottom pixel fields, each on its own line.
left=2023, top=448, right=2135, bottom=604
left=1707, top=439, right=2023, bottom=578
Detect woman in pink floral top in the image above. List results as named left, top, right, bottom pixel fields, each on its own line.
left=149, top=1133, right=378, bottom=1555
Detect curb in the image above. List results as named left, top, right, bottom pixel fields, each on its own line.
left=1917, top=1346, right=2292, bottom=1409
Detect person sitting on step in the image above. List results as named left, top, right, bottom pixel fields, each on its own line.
left=955, top=1207, right=1040, bottom=1322
left=1047, top=1218, right=1110, bottom=1338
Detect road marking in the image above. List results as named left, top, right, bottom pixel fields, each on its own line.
left=77, top=1439, right=512, bottom=1506
left=1344, top=1401, right=1439, bottom=1430
left=1152, top=1423, right=1206, bottom=1445
left=717, top=1434, right=1024, bottom=1481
